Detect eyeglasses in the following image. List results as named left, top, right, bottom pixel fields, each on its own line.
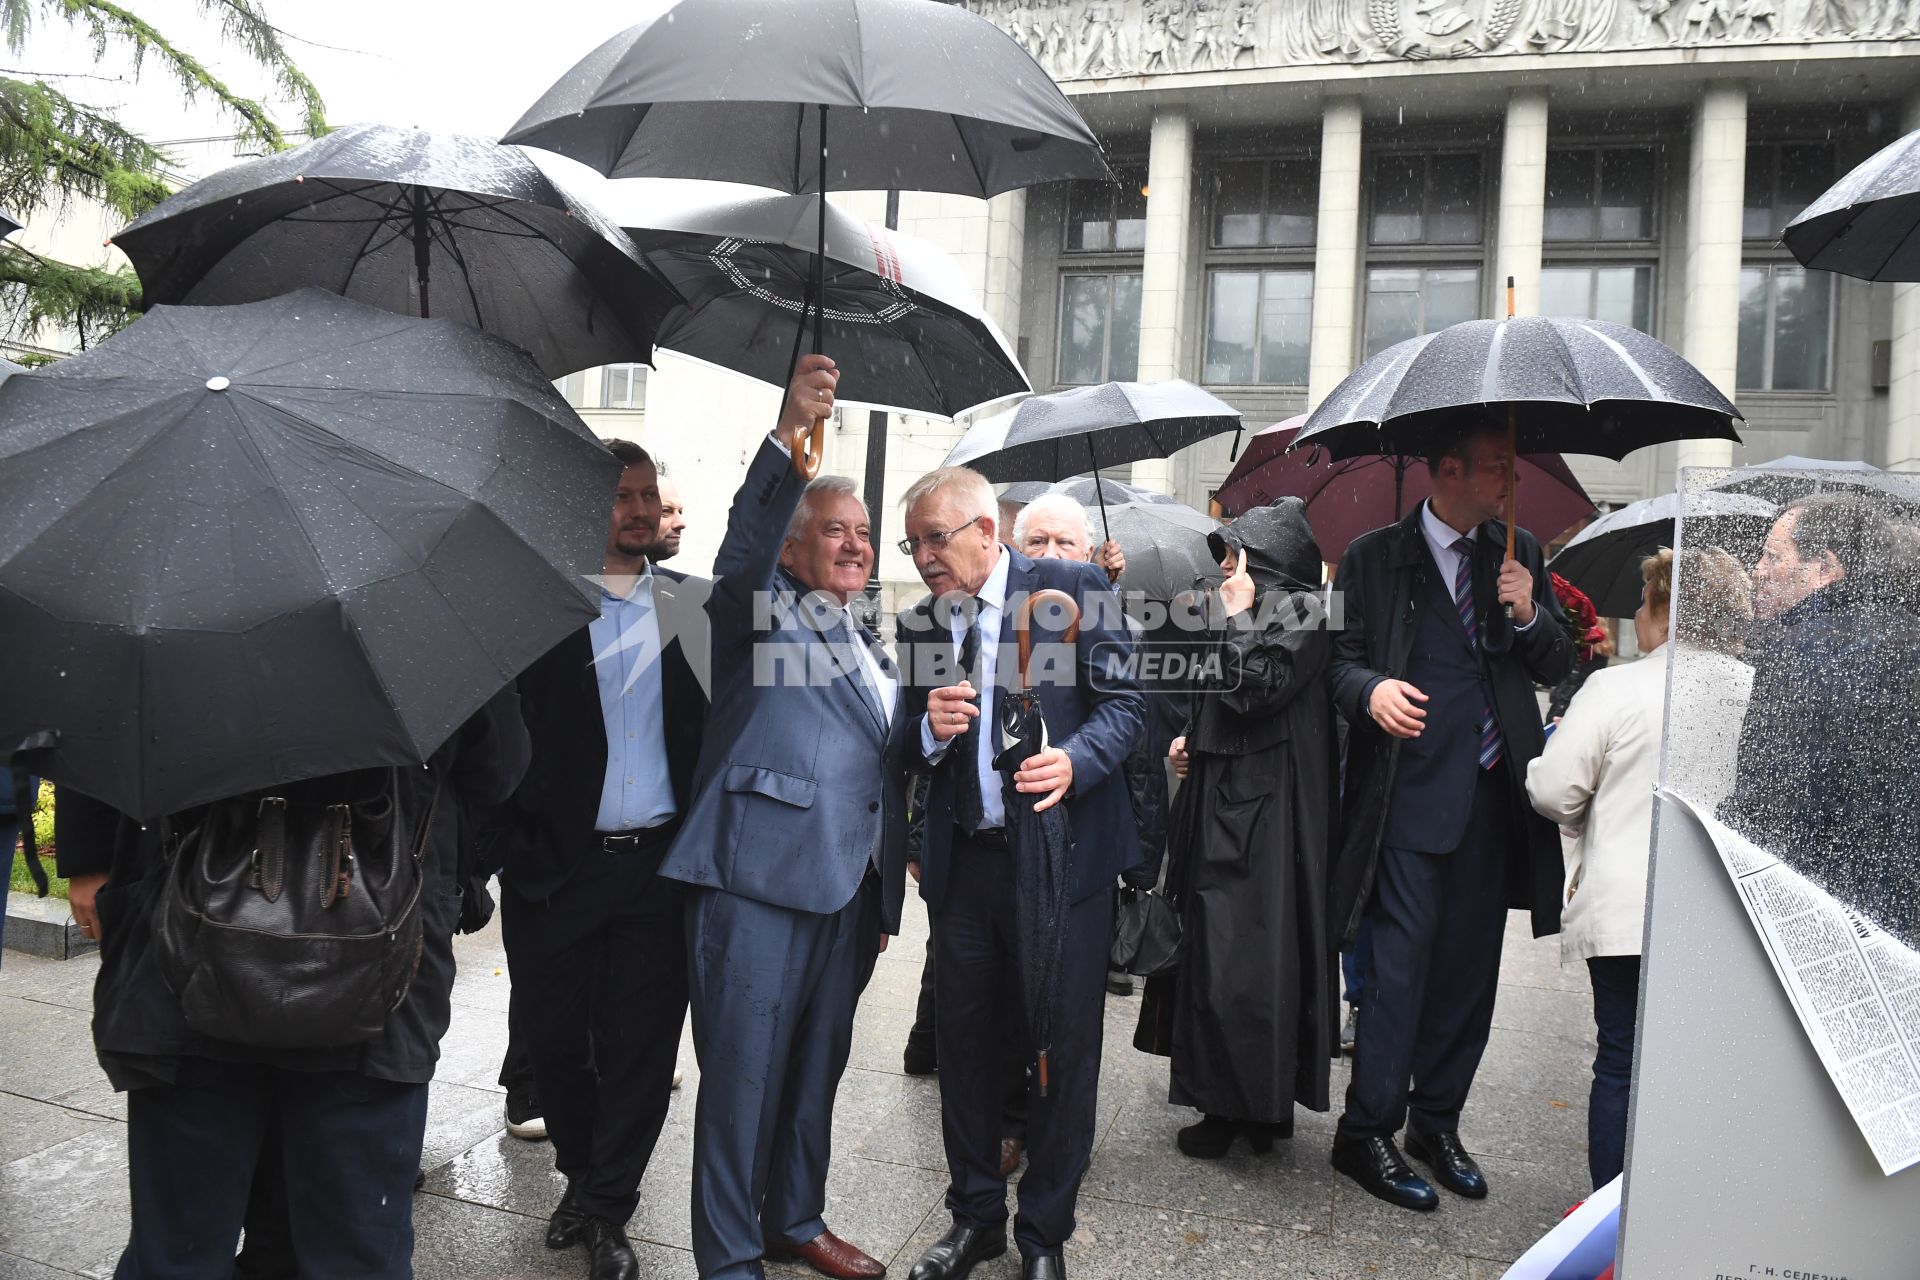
left=898, top=516, right=982, bottom=556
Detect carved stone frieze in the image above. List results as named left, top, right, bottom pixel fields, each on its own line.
left=964, top=0, right=1918, bottom=77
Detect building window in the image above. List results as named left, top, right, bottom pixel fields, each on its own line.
left=1544, top=147, right=1655, bottom=242
left=1737, top=263, right=1831, bottom=391
left=1743, top=142, right=1835, bottom=241
left=1058, top=273, right=1142, bottom=384
left=1540, top=264, right=1653, bottom=332
left=1209, top=158, right=1318, bottom=248
left=1370, top=152, right=1484, bottom=246
left=1203, top=269, right=1312, bottom=385
left=601, top=363, right=647, bottom=409
left=556, top=370, right=589, bottom=407
left=1363, top=266, right=1481, bottom=357
left=1064, top=166, right=1147, bottom=253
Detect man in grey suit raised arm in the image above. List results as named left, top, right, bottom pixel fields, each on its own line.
left=657, top=353, right=907, bottom=1280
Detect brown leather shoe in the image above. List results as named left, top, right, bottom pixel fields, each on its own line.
left=767, top=1228, right=886, bottom=1279
left=998, top=1137, right=1025, bottom=1178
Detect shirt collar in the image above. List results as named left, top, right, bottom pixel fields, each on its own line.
left=600, top=562, right=655, bottom=606
left=1421, top=500, right=1476, bottom=557
left=978, top=545, right=1011, bottom=613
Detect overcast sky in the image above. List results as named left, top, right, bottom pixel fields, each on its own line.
left=18, top=0, right=673, bottom=152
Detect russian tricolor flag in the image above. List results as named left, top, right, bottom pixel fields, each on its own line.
left=1499, top=1175, right=1620, bottom=1280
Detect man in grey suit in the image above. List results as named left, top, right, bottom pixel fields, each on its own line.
left=658, top=353, right=906, bottom=1280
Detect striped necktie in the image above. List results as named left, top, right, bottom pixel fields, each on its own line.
left=1451, top=537, right=1504, bottom=771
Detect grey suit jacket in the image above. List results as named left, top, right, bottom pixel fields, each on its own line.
left=655, top=437, right=908, bottom=932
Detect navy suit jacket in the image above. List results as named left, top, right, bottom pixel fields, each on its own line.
left=655, top=438, right=909, bottom=934
left=482, top=567, right=708, bottom=905
left=896, top=549, right=1145, bottom=910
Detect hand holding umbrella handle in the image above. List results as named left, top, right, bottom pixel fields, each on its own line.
left=791, top=418, right=824, bottom=480
left=1014, top=589, right=1082, bottom=691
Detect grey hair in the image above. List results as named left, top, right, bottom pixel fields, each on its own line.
left=1012, top=493, right=1092, bottom=553
left=784, top=474, right=869, bottom=543
left=900, top=466, right=996, bottom=524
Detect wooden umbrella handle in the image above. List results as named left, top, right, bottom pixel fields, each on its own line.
left=1014, top=589, right=1082, bottom=691
left=791, top=418, right=824, bottom=480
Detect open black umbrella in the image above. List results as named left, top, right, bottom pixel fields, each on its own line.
left=111, top=123, right=679, bottom=377
left=505, top=0, right=1108, bottom=471
left=1710, top=455, right=1920, bottom=509
left=945, top=380, right=1243, bottom=539
left=1784, top=126, right=1920, bottom=282
left=990, top=589, right=1081, bottom=1097
left=0, top=289, right=616, bottom=821
left=1549, top=491, right=1777, bottom=619
left=606, top=179, right=1026, bottom=419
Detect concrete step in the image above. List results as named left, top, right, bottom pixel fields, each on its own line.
left=4, top=889, right=97, bottom=960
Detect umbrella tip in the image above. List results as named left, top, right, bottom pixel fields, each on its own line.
left=294, top=174, right=304, bottom=183
left=205, top=376, right=231, bottom=392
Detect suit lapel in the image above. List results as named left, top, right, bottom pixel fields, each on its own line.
left=777, top=568, right=886, bottom=739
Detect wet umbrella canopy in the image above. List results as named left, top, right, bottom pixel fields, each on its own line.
left=111, top=124, right=680, bottom=377
left=0, top=290, right=617, bottom=821
left=1293, top=316, right=1743, bottom=462
left=1784, top=126, right=1920, bottom=282
left=606, top=180, right=1027, bottom=419
left=1549, top=490, right=1777, bottom=619
left=945, top=380, right=1243, bottom=481
left=501, top=0, right=1110, bottom=198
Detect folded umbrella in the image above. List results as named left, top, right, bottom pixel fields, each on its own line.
left=1784, top=126, right=1920, bottom=282
left=111, top=123, right=679, bottom=377
left=991, top=589, right=1081, bottom=1098
left=1220, top=418, right=1595, bottom=560
left=0, top=289, right=616, bottom=820
left=601, top=178, right=1027, bottom=420
left=1550, top=491, right=1777, bottom=619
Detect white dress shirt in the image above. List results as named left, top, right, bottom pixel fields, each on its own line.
left=844, top=604, right=898, bottom=722
left=1420, top=500, right=1537, bottom=632
left=920, top=544, right=1010, bottom=830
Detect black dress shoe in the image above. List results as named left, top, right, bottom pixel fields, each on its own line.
left=582, top=1217, right=639, bottom=1280
left=906, top=1222, right=1007, bottom=1280
left=545, top=1190, right=587, bottom=1250
left=903, top=1038, right=938, bottom=1075
left=1404, top=1128, right=1489, bottom=1199
left=1329, top=1133, right=1439, bottom=1212
left=1022, top=1256, right=1065, bottom=1280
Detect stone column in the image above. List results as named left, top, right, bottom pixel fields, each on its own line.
left=1497, top=88, right=1549, bottom=320
left=983, top=189, right=1027, bottom=343
left=1307, top=97, right=1364, bottom=410
left=1131, top=106, right=1194, bottom=494
left=1888, top=92, right=1920, bottom=473
left=1679, top=81, right=1747, bottom=472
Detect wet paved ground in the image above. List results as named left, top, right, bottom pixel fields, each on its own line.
left=0, top=899, right=1592, bottom=1279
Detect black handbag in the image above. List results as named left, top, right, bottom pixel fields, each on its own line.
left=152, top=769, right=439, bottom=1049
left=1110, top=885, right=1181, bottom=978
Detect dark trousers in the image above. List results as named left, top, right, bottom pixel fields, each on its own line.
left=685, top=874, right=882, bottom=1280
left=0, top=815, right=17, bottom=961
left=115, top=1059, right=426, bottom=1280
left=908, top=942, right=1030, bottom=1139
left=1341, top=917, right=1375, bottom=1008
left=500, top=834, right=689, bottom=1227
left=1341, top=765, right=1513, bottom=1139
left=1587, top=954, right=1642, bottom=1189
left=932, top=833, right=1113, bottom=1259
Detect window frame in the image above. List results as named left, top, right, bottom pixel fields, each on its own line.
left=1536, top=261, right=1658, bottom=334
left=1061, top=162, right=1149, bottom=256
left=1205, top=153, right=1320, bottom=251
left=1055, top=270, right=1144, bottom=386
left=1736, top=260, right=1835, bottom=394
left=1542, top=143, right=1661, bottom=247
left=1742, top=139, right=1837, bottom=245
left=1200, top=266, right=1314, bottom=388
left=1360, top=262, right=1487, bottom=359
left=600, top=363, right=647, bottom=410
left=1365, top=149, right=1489, bottom=249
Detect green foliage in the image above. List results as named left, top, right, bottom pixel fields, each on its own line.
left=6, top=782, right=63, bottom=900
left=32, top=779, right=52, bottom=851
left=0, top=0, right=327, bottom=342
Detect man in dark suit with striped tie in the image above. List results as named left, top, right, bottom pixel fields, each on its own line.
left=1325, top=423, right=1572, bottom=1212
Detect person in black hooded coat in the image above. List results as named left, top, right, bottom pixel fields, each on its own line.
left=1154, top=497, right=1340, bottom=1158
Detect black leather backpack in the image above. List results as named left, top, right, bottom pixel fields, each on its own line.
left=151, top=768, right=438, bottom=1049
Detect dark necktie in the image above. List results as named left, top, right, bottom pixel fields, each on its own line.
left=952, top=613, right=987, bottom=834
left=1451, top=537, right=1504, bottom=770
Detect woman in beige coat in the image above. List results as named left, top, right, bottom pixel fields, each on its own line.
left=1526, top=547, right=1753, bottom=1188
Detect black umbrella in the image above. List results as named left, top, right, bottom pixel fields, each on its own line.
left=944, top=380, right=1243, bottom=538
left=1002, top=477, right=1183, bottom=508
left=502, top=0, right=1109, bottom=199
left=111, top=123, right=679, bottom=377
left=505, top=0, right=1109, bottom=470
left=1107, top=503, right=1224, bottom=604
left=0, top=289, right=617, bottom=821
left=608, top=180, right=1027, bottom=419
left=1550, top=491, right=1777, bottom=619
left=1784, top=127, right=1920, bottom=282
left=1293, top=315, right=1744, bottom=464
left=990, top=589, right=1081, bottom=1097
left=1710, top=455, right=1920, bottom=509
